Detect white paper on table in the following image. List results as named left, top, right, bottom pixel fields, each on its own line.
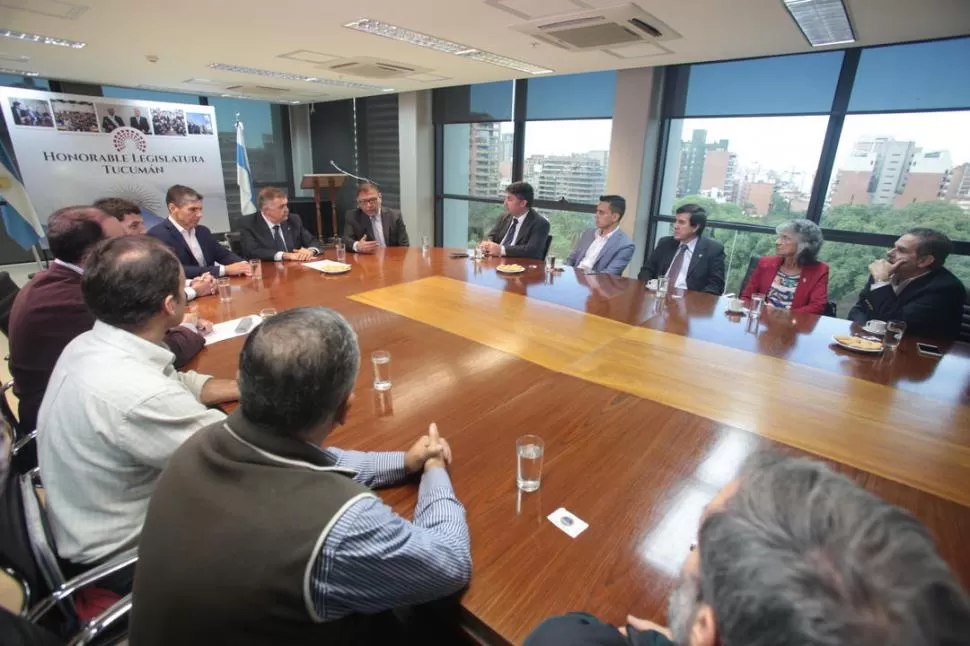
left=203, top=315, right=263, bottom=346
left=547, top=507, right=589, bottom=538
left=303, top=259, right=351, bottom=274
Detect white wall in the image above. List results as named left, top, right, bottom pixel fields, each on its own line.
left=398, top=91, right=434, bottom=246
left=288, top=104, right=313, bottom=198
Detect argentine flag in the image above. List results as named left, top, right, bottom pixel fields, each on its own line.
left=236, top=119, right=257, bottom=216
left=0, top=140, right=43, bottom=250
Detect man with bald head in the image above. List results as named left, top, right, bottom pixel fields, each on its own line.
left=525, top=452, right=970, bottom=646
left=8, top=206, right=205, bottom=439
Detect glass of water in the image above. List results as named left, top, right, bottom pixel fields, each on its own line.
left=371, top=350, right=392, bottom=391
left=884, top=320, right=907, bottom=350
left=546, top=255, right=556, bottom=272
left=217, top=277, right=232, bottom=303
left=421, top=235, right=431, bottom=252
left=259, top=308, right=277, bottom=319
left=750, top=293, right=766, bottom=318
left=516, top=434, right=545, bottom=492
left=657, top=276, right=669, bottom=297
left=249, top=259, right=262, bottom=280
left=335, top=239, right=346, bottom=262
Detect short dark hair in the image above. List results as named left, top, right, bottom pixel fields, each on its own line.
left=165, top=184, right=203, bottom=206
left=356, top=182, right=382, bottom=197
left=239, top=307, right=360, bottom=436
left=47, top=206, right=109, bottom=265
left=93, top=197, right=140, bottom=222
left=907, top=228, right=952, bottom=268
left=506, top=182, right=534, bottom=208
left=599, top=195, right=626, bottom=219
left=676, top=203, right=707, bottom=236
left=81, top=236, right=182, bottom=330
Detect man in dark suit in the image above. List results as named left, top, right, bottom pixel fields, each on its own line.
left=849, top=228, right=966, bottom=340
left=101, top=108, right=124, bottom=133
left=638, top=204, right=725, bottom=295
left=480, top=182, right=551, bottom=260
left=130, top=108, right=151, bottom=134
left=240, top=187, right=321, bottom=261
left=148, top=184, right=251, bottom=279
left=343, top=182, right=410, bottom=253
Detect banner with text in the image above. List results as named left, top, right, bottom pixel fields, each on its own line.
left=0, top=88, right=230, bottom=233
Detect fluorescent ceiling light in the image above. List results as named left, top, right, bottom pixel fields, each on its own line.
left=783, top=0, right=855, bottom=47
left=344, top=18, right=553, bottom=75
left=0, top=29, right=85, bottom=49
left=208, top=63, right=390, bottom=91
left=0, top=66, right=38, bottom=77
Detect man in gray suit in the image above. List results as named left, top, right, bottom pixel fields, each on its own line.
left=343, top=182, right=410, bottom=253
left=564, top=195, right=635, bottom=275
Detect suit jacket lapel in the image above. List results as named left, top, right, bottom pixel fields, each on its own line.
left=686, top=238, right=704, bottom=277
left=596, top=232, right=618, bottom=269
left=358, top=210, right=376, bottom=242
left=167, top=221, right=199, bottom=266
left=515, top=211, right=534, bottom=245
left=381, top=209, right=393, bottom=246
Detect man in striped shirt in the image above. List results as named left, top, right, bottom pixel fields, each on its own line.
left=131, top=307, right=471, bottom=644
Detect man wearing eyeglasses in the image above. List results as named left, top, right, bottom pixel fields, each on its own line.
left=343, top=183, right=410, bottom=254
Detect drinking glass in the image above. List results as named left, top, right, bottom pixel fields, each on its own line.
left=516, top=435, right=544, bottom=492
left=259, top=308, right=277, bottom=319
left=750, top=293, right=766, bottom=318
left=421, top=235, right=431, bottom=252
left=335, top=239, right=346, bottom=262
left=371, top=350, right=392, bottom=391
left=657, top=276, right=669, bottom=297
left=546, top=255, right=557, bottom=272
left=884, top=320, right=907, bottom=350
left=249, top=259, right=262, bottom=280
left=217, top=278, right=232, bottom=303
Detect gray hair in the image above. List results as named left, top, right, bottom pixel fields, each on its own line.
left=238, top=307, right=360, bottom=436
left=695, top=453, right=970, bottom=646
left=776, top=218, right=823, bottom=265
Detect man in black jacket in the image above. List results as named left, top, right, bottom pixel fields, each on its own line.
left=240, top=187, right=321, bottom=261
left=849, top=228, right=966, bottom=340
left=343, top=183, right=410, bottom=253
left=638, top=204, right=725, bottom=295
left=480, top=182, right=551, bottom=260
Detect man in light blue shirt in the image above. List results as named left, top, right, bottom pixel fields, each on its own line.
left=131, top=307, right=471, bottom=644
left=565, top=195, right=636, bottom=275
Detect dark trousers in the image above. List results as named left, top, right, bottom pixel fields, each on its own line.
left=524, top=613, right=674, bottom=646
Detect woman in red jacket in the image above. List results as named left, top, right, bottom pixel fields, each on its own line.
left=741, top=219, right=829, bottom=315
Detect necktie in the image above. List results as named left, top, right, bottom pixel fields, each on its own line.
left=370, top=217, right=386, bottom=247
left=502, top=218, right=518, bottom=247
left=666, top=243, right=688, bottom=285
left=273, top=225, right=287, bottom=252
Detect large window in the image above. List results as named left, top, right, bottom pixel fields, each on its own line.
left=436, top=72, right=615, bottom=253
left=650, top=37, right=970, bottom=317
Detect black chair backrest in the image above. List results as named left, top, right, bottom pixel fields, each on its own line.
left=225, top=232, right=243, bottom=256
left=824, top=302, right=837, bottom=318
left=738, top=256, right=760, bottom=296
left=961, top=301, right=970, bottom=344
left=0, top=272, right=20, bottom=339
left=542, top=235, right=553, bottom=261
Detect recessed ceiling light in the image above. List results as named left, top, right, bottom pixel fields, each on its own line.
left=782, top=0, right=855, bottom=47
left=207, top=63, right=391, bottom=91
left=0, top=66, right=38, bottom=77
left=344, top=18, right=553, bottom=75
left=0, top=29, right=85, bottom=49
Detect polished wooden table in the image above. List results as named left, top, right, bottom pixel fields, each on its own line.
left=188, top=249, right=970, bottom=644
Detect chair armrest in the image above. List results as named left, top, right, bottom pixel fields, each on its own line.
left=67, top=592, right=132, bottom=646
left=26, top=548, right=138, bottom=622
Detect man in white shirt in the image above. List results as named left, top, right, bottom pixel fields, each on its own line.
left=480, top=182, right=551, bottom=260
left=638, top=204, right=726, bottom=295
left=564, top=195, right=636, bottom=275
left=38, top=235, right=239, bottom=582
left=148, top=184, right=252, bottom=279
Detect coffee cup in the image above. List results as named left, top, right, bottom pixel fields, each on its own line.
left=724, top=293, right=743, bottom=312
left=646, top=279, right=659, bottom=290
left=864, top=320, right=887, bottom=334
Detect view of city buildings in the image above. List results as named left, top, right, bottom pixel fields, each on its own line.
left=673, top=129, right=970, bottom=216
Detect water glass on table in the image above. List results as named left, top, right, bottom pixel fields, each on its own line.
left=335, top=239, right=346, bottom=262
left=750, top=293, right=766, bottom=318
left=217, top=277, right=232, bottom=303
left=249, top=259, right=262, bottom=280
left=516, top=434, right=544, bottom=492
left=884, top=320, right=907, bottom=350
left=421, top=235, right=431, bottom=252
left=546, top=255, right=557, bottom=272
left=259, top=308, right=277, bottom=320
left=371, top=350, right=392, bottom=391
left=657, top=276, right=669, bottom=297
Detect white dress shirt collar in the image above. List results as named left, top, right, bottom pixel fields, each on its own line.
left=168, top=216, right=191, bottom=235
left=53, top=258, right=84, bottom=275
left=261, top=213, right=281, bottom=232
left=91, top=320, right=174, bottom=370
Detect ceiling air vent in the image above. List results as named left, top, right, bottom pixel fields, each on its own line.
left=323, top=57, right=427, bottom=79
left=224, top=85, right=291, bottom=98
left=512, top=3, right=679, bottom=51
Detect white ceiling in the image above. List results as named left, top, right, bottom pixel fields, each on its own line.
left=0, top=0, right=968, bottom=103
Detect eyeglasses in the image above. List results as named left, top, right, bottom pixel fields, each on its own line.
left=357, top=197, right=379, bottom=206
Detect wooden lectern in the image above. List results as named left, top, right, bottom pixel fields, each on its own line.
left=301, top=174, right=347, bottom=242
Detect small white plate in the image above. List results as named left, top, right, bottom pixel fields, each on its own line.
left=831, top=335, right=884, bottom=354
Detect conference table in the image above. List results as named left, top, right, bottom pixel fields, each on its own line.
left=187, top=248, right=970, bottom=644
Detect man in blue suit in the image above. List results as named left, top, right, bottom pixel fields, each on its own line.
left=564, top=195, right=636, bottom=276
left=148, top=185, right=251, bottom=279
